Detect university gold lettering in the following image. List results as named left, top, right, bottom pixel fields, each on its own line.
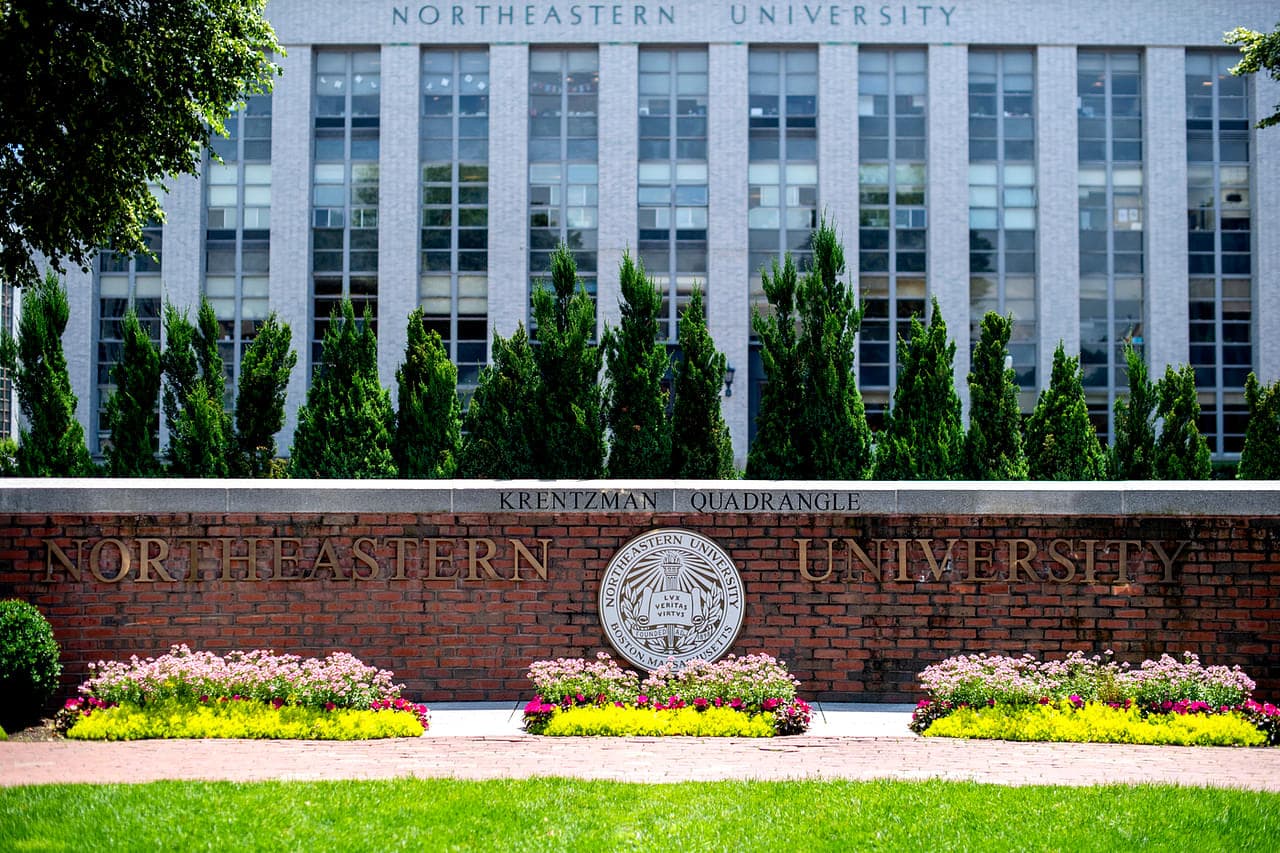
left=1108, top=539, right=1142, bottom=584
left=1080, top=539, right=1100, bottom=583
left=795, top=538, right=835, bottom=582
left=965, top=538, right=997, bottom=582
left=917, top=538, right=959, bottom=581
left=1149, top=539, right=1193, bottom=583
left=894, top=538, right=912, bottom=581
left=1047, top=538, right=1076, bottom=582
left=843, top=538, right=882, bottom=582
left=1007, top=538, right=1039, bottom=582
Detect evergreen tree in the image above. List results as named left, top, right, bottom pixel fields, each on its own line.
left=458, top=326, right=539, bottom=478
left=746, top=254, right=803, bottom=479
left=1025, top=343, right=1106, bottom=480
left=530, top=244, right=605, bottom=478
left=1153, top=363, right=1211, bottom=480
left=670, top=287, right=734, bottom=479
left=171, top=382, right=229, bottom=477
left=289, top=299, right=396, bottom=478
left=796, top=219, right=872, bottom=479
left=161, top=298, right=230, bottom=474
left=394, top=308, right=461, bottom=478
left=0, top=271, right=92, bottom=475
left=963, top=311, right=1028, bottom=480
left=102, top=309, right=161, bottom=476
left=602, top=252, right=671, bottom=478
left=1239, top=372, right=1280, bottom=479
left=1108, top=342, right=1157, bottom=480
left=874, top=298, right=963, bottom=480
left=232, top=313, right=296, bottom=477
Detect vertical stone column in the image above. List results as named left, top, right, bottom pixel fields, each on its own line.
left=1035, top=45, right=1080, bottom=385
left=1255, top=68, right=1280, bottom=382
left=487, top=44, right=529, bottom=343
left=377, top=44, right=421, bottom=401
left=60, top=264, right=95, bottom=437
left=268, top=45, right=313, bottom=453
left=707, top=43, right=750, bottom=467
left=818, top=44, right=858, bottom=265
left=1144, top=47, right=1189, bottom=375
left=596, top=44, right=639, bottom=335
left=157, top=171, right=204, bottom=449
left=926, top=45, right=971, bottom=412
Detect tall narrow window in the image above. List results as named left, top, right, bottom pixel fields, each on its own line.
left=421, top=49, right=489, bottom=398
left=969, top=50, right=1037, bottom=402
left=529, top=49, right=598, bottom=313
left=638, top=48, right=708, bottom=342
left=0, top=284, right=12, bottom=439
left=1077, top=51, right=1144, bottom=442
left=858, top=49, right=927, bottom=426
left=312, top=50, right=380, bottom=367
left=205, top=93, right=272, bottom=409
left=1187, top=52, right=1252, bottom=457
left=94, top=187, right=163, bottom=454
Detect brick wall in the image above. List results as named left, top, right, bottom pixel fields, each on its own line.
left=3, top=500, right=1278, bottom=705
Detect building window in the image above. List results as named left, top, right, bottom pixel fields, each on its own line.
left=1187, top=51, right=1251, bottom=457
left=1077, top=50, right=1144, bottom=442
left=858, top=49, right=927, bottom=425
left=969, top=50, right=1037, bottom=400
left=638, top=48, right=708, bottom=343
left=95, top=192, right=163, bottom=454
left=312, top=50, right=380, bottom=367
left=205, top=92, right=272, bottom=410
left=420, top=49, right=489, bottom=398
left=529, top=48, right=598, bottom=313
left=0, top=284, right=12, bottom=440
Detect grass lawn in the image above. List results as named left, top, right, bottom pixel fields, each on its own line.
left=2, top=778, right=1278, bottom=851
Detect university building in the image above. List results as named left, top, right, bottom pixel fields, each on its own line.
left=2, top=1, right=1277, bottom=466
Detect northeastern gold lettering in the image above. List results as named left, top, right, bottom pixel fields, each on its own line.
left=273, top=538, right=304, bottom=581
left=467, top=538, right=499, bottom=580
left=89, top=538, right=130, bottom=583
left=136, top=538, right=174, bottom=583
left=426, top=538, right=457, bottom=579
left=353, top=537, right=379, bottom=580
left=511, top=538, right=550, bottom=581
left=45, top=539, right=85, bottom=582
left=388, top=537, right=416, bottom=580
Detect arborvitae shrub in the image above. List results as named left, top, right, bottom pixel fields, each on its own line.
left=458, top=326, right=539, bottom=478
left=746, top=254, right=803, bottom=479
left=232, top=313, right=296, bottom=477
left=670, top=288, right=735, bottom=478
left=0, top=599, right=63, bottom=730
left=1026, top=343, right=1106, bottom=480
left=394, top=308, right=461, bottom=478
left=103, top=309, right=161, bottom=476
left=1238, top=372, right=1280, bottom=479
left=1153, top=363, right=1211, bottom=480
left=161, top=299, right=231, bottom=476
left=1109, top=342, right=1157, bottom=480
left=963, top=312, right=1028, bottom=480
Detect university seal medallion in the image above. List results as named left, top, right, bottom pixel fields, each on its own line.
left=598, top=528, right=745, bottom=671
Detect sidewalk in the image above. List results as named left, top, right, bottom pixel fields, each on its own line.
left=4, top=703, right=1280, bottom=791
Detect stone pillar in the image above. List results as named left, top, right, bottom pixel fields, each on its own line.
left=818, top=44, right=858, bottom=265
left=377, top=44, right=422, bottom=402
left=1144, top=47, right=1189, bottom=375
left=926, top=45, right=971, bottom=412
left=157, top=171, right=204, bottom=450
left=268, top=45, right=313, bottom=453
left=487, top=44, right=530, bottom=343
left=707, top=43, right=750, bottom=467
left=1255, top=66, right=1280, bottom=382
left=61, top=264, right=95, bottom=439
left=596, top=43, right=639, bottom=336
left=1035, top=45, right=1080, bottom=385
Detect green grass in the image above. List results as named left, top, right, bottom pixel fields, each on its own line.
left=2, top=778, right=1278, bottom=851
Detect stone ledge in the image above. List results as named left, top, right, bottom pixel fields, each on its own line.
left=2, top=478, right=1278, bottom=516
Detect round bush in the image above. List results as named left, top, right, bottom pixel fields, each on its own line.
left=0, top=599, right=63, bottom=729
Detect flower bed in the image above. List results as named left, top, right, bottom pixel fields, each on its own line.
left=910, top=651, right=1279, bottom=747
left=523, top=653, right=812, bottom=736
left=57, top=645, right=430, bottom=740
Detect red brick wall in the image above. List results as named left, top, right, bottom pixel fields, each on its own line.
left=3, top=510, right=1278, bottom=704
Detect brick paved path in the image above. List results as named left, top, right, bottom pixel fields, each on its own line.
left=5, top=735, right=1280, bottom=790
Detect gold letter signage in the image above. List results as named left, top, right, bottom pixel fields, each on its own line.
left=598, top=528, right=745, bottom=671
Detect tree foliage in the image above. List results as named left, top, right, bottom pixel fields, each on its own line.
left=1026, top=343, right=1106, bottom=481
left=1226, top=21, right=1280, bottom=129
left=0, top=271, right=92, bottom=475
left=602, top=252, right=671, bottom=478
left=394, top=308, right=461, bottom=479
left=748, top=219, right=870, bottom=479
left=1108, top=342, right=1158, bottom=480
left=670, top=288, right=734, bottom=479
left=1153, top=363, right=1211, bottom=480
left=963, top=312, right=1028, bottom=480
left=0, top=1, right=281, bottom=286
left=530, top=244, right=605, bottom=478
left=874, top=298, right=963, bottom=480
left=161, top=299, right=229, bottom=475
left=458, top=326, right=539, bottom=478
left=103, top=309, right=160, bottom=476
left=232, top=313, right=296, bottom=477
left=289, top=300, right=395, bottom=479
left=1238, top=372, right=1280, bottom=479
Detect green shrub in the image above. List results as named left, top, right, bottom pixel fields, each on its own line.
left=0, top=599, right=63, bottom=729
left=66, top=698, right=425, bottom=741
left=922, top=701, right=1266, bottom=747
left=541, top=705, right=776, bottom=737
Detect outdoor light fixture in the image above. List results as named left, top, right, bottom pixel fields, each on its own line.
left=724, top=365, right=736, bottom=396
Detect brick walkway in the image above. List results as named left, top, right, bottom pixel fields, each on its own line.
left=5, top=734, right=1280, bottom=790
